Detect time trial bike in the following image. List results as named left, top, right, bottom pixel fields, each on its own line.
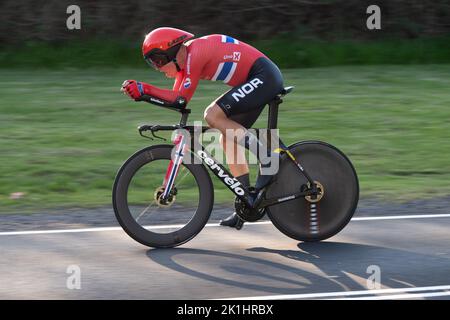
left=112, top=86, right=359, bottom=248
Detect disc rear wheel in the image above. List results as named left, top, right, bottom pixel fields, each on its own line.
left=265, top=141, right=359, bottom=242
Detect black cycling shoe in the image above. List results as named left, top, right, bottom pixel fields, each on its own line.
left=219, top=212, right=244, bottom=230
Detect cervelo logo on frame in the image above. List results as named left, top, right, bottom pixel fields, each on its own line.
left=184, top=78, right=191, bottom=88
left=232, top=78, right=264, bottom=102
left=197, top=150, right=245, bottom=196
left=170, top=123, right=281, bottom=176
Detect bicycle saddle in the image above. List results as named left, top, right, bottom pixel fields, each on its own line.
left=279, top=86, right=294, bottom=97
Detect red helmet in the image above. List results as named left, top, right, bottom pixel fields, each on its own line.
left=142, top=27, right=194, bottom=69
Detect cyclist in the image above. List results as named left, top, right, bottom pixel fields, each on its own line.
left=121, top=27, right=284, bottom=230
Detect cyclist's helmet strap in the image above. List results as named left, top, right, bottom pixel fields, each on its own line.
left=173, top=58, right=181, bottom=72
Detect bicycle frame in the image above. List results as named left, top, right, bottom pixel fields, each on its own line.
left=139, top=89, right=320, bottom=210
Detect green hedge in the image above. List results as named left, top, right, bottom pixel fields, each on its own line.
left=1, top=37, right=449, bottom=69
left=254, top=37, right=450, bottom=68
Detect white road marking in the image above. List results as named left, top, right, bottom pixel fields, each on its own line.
left=216, top=284, right=450, bottom=300
left=334, top=291, right=450, bottom=300
left=0, top=226, right=124, bottom=236
left=0, top=222, right=226, bottom=236
left=353, top=214, right=450, bottom=221
left=0, top=213, right=449, bottom=236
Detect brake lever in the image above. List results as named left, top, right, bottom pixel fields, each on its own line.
left=151, top=130, right=167, bottom=141
left=138, top=125, right=154, bottom=140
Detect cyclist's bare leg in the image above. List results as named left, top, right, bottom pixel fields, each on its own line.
left=204, top=103, right=248, bottom=177
left=204, top=103, right=250, bottom=229
left=219, top=134, right=249, bottom=177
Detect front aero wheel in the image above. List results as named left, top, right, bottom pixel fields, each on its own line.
left=113, top=144, right=214, bottom=248
left=265, top=141, right=359, bottom=242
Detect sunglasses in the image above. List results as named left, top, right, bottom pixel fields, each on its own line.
left=144, top=45, right=182, bottom=69
left=144, top=51, right=171, bottom=69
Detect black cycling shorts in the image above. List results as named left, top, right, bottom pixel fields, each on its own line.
left=216, top=57, right=284, bottom=128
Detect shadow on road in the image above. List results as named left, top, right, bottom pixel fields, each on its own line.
left=146, top=241, right=449, bottom=296
left=249, top=242, right=449, bottom=291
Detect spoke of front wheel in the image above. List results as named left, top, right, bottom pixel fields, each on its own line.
left=134, top=165, right=193, bottom=223
left=135, top=200, right=157, bottom=222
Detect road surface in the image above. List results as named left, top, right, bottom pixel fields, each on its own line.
left=0, top=206, right=449, bottom=300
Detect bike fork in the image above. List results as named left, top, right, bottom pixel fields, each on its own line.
left=161, top=134, right=186, bottom=199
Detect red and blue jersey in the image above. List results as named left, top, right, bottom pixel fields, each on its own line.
left=146, top=34, right=266, bottom=105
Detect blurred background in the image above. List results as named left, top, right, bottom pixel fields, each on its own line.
left=0, top=0, right=449, bottom=213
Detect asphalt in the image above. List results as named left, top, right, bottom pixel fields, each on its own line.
left=1, top=195, right=450, bottom=231
left=0, top=201, right=449, bottom=300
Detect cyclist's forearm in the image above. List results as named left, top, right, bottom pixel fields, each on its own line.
left=145, top=83, right=180, bottom=102
left=141, top=83, right=187, bottom=109
left=139, top=93, right=187, bottom=109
